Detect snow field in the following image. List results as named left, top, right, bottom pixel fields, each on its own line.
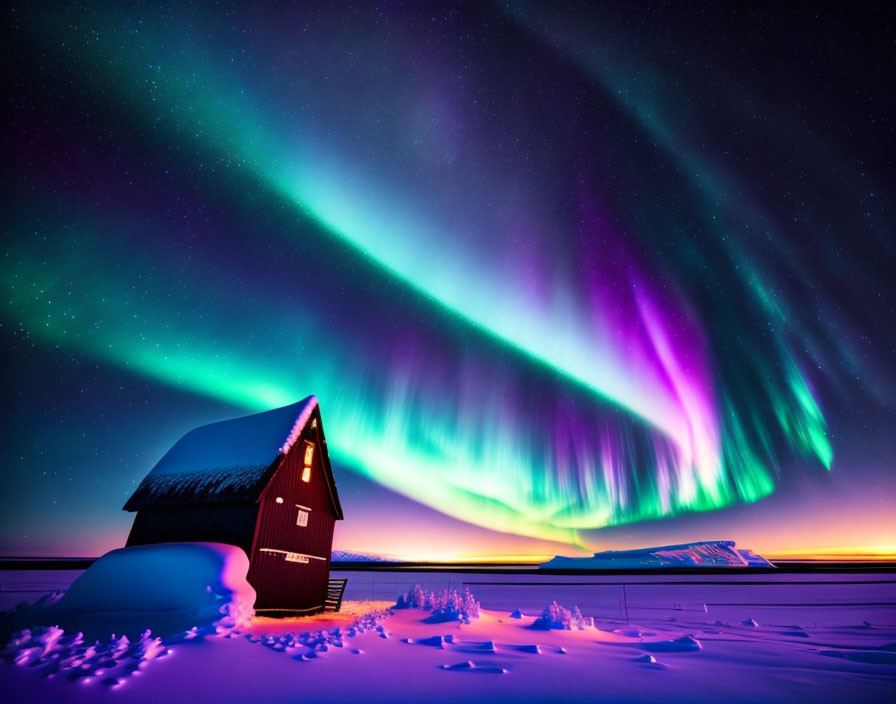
left=2, top=572, right=894, bottom=702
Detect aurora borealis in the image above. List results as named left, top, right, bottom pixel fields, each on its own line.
left=2, top=2, right=894, bottom=559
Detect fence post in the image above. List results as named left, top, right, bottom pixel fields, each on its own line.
left=622, top=584, right=630, bottom=623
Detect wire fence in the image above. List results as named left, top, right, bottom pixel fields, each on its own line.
left=340, top=575, right=896, bottom=623
left=4, top=572, right=893, bottom=625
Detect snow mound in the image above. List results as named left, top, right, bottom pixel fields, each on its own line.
left=517, top=643, right=541, bottom=654
left=643, top=635, right=702, bottom=652
left=819, top=648, right=896, bottom=665
left=403, top=635, right=448, bottom=648
left=632, top=653, right=670, bottom=669
left=440, top=660, right=507, bottom=673
left=38, top=542, right=255, bottom=640
left=540, top=540, right=774, bottom=569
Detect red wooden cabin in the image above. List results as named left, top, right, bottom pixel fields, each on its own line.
left=123, top=396, right=343, bottom=615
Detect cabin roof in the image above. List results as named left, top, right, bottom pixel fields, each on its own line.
left=123, top=396, right=343, bottom=517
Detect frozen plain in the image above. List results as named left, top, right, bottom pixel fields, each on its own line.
left=2, top=568, right=894, bottom=703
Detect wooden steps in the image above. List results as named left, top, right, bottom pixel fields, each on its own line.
left=324, top=578, right=347, bottom=612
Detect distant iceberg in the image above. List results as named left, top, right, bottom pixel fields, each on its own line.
left=540, top=540, right=774, bottom=569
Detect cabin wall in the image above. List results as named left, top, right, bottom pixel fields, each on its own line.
left=126, top=503, right=259, bottom=556
left=248, top=421, right=336, bottom=612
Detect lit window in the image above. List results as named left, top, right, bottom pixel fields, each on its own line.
left=275, top=496, right=284, bottom=504
left=301, top=465, right=311, bottom=483
left=303, top=442, right=314, bottom=465
left=311, top=418, right=317, bottom=428
left=297, top=510, right=309, bottom=527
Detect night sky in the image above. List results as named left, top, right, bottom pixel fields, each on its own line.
left=2, top=2, right=894, bottom=560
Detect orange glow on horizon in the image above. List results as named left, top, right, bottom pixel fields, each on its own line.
left=333, top=547, right=896, bottom=563
left=765, top=545, right=896, bottom=561
left=395, top=553, right=556, bottom=564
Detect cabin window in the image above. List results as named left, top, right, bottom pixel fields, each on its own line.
left=311, top=418, right=317, bottom=429
left=302, top=441, right=313, bottom=482
left=297, top=509, right=309, bottom=527
left=275, top=496, right=284, bottom=504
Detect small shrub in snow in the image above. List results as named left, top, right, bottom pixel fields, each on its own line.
left=394, top=585, right=480, bottom=623
left=532, top=601, right=587, bottom=630
left=428, top=587, right=480, bottom=624
left=394, top=584, right=427, bottom=609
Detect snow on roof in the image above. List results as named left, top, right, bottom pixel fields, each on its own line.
left=124, top=396, right=320, bottom=511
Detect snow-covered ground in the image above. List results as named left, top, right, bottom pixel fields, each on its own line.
left=2, top=569, right=894, bottom=702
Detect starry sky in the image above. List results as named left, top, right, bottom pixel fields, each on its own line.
left=2, top=1, right=894, bottom=560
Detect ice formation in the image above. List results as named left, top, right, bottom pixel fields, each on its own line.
left=541, top=540, right=774, bottom=569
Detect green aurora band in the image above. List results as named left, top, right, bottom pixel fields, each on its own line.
left=1, top=4, right=840, bottom=548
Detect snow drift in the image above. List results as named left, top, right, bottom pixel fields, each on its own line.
left=540, top=540, right=774, bottom=569
left=17, top=542, right=256, bottom=640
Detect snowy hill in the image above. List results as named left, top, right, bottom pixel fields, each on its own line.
left=540, top=540, right=774, bottom=569
left=330, top=550, right=395, bottom=562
